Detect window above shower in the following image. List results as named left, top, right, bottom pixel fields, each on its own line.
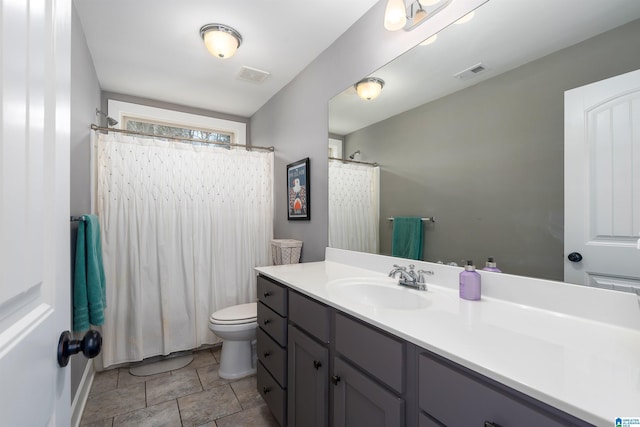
left=107, top=99, right=248, bottom=147
left=123, top=117, right=234, bottom=146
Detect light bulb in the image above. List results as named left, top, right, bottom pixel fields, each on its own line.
left=384, top=0, right=407, bottom=31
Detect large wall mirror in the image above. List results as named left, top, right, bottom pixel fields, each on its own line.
left=328, top=0, right=640, bottom=283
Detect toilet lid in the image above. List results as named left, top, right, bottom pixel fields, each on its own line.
left=210, top=302, right=257, bottom=325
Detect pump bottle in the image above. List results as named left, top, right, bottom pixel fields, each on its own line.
left=482, top=256, right=502, bottom=273
left=459, top=260, right=481, bottom=301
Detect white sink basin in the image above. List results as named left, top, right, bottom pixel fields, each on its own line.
left=328, top=277, right=431, bottom=310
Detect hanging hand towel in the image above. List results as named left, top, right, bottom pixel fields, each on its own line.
left=391, top=217, right=423, bottom=260
left=73, top=214, right=107, bottom=332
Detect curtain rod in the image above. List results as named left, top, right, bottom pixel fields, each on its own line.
left=328, top=156, right=378, bottom=167
left=90, top=124, right=274, bottom=152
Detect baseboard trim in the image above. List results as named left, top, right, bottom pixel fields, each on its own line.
left=71, top=360, right=95, bottom=427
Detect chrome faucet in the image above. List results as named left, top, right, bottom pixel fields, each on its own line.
left=388, top=264, right=433, bottom=291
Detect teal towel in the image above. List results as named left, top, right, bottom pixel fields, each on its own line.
left=73, top=214, right=107, bottom=332
left=391, top=217, right=423, bottom=260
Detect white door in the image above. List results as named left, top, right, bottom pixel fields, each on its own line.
left=564, top=69, right=640, bottom=291
left=0, top=1, right=72, bottom=425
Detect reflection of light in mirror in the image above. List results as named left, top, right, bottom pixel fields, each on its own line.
left=419, top=34, right=438, bottom=45
left=384, top=0, right=407, bottom=31
left=454, top=10, right=475, bottom=24
left=355, top=78, right=385, bottom=101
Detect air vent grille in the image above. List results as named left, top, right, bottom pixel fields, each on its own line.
left=453, top=62, right=489, bottom=80
left=237, top=66, right=270, bottom=84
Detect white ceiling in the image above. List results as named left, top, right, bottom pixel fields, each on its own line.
left=329, top=0, right=640, bottom=135
left=74, top=0, right=380, bottom=118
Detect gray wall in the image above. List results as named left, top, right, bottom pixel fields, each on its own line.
left=251, top=0, right=486, bottom=262
left=344, top=19, right=640, bottom=280
left=70, top=2, right=102, bottom=404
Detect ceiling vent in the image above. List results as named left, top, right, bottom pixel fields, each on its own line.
left=237, top=66, right=270, bottom=84
left=453, top=62, right=489, bottom=80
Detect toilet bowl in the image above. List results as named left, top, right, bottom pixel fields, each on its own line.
left=208, top=302, right=257, bottom=379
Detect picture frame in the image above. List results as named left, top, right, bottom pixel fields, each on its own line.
left=287, top=157, right=310, bottom=220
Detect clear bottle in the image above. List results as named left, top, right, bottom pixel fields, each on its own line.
left=459, top=260, right=481, bottom=301
left=482, top=256, right=502, bottom=273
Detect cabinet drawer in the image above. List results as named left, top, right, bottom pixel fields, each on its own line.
left=257, top=275, right=288, bottom=316
left=334, top=313, right=405, bottom=394
left=289, top=291, right=330, bottom=343
left=258, top=361, right=286, bottom=427
left=257, top=327, right=287, bottom=389
left=258, top=302, right=287, bottom=347
left=418, top=352, right=573, bottom=427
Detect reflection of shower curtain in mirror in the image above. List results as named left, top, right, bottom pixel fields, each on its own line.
left=328, top=160, right=379, bottom=253
left=95, top=132, right=274, bottom=367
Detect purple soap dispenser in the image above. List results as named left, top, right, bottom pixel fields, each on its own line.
left=482, top=256, right=502, bottom=273
left=459, top=260, right=481, bottom=301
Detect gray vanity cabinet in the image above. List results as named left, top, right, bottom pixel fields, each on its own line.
left=256, top=274, right=592, bottom=427
left=287, top=291, right=331, bottom=427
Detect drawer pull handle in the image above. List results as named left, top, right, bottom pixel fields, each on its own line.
left=263, top=291, right=272, bottom=297
left=263, top=351, right=271, bottom=358
left=331, top=375, right=341, bottom=385
left=263, top=319, right=271, bottom=325
left=263, top=386, right=271, bottom=394
left=313, top=360, right=322, bottom=370
left=484, top=422, right=502, bottom=427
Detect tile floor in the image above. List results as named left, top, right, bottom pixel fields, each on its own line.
left=80, top=347, right=279, bottom=427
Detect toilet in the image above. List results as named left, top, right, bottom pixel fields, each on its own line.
left=208, top=302, right=257, bottom=379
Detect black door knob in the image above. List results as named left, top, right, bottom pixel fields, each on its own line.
left=313, top=360, right=322, bottom=370
left=568, top=252, right=583, bottom=262
left=57, top=330, right=102, bottom=367
left=331, top=375, right=341, bottom=385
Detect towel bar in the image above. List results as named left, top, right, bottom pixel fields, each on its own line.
left=388, top=217, right=435, bottom=222
left=70, top=216, right=86, bottom=222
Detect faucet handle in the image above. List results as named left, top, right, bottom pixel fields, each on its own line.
left=416, top=269, right=434, bottom=283
left=392, top=264, right=406, bottom=271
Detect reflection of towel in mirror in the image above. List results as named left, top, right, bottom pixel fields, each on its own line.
left=391, top=217, right=423, bottom=260
left=73, top=214, right=106, bottom=332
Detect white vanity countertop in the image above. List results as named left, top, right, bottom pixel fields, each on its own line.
left=255, top=253, right=640, bottom=426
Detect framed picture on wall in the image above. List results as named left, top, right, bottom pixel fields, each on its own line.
left=287, top=158, right=310, bottom=220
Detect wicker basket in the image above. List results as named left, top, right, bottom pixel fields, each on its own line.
left=271, top=239, right=303, bottom=265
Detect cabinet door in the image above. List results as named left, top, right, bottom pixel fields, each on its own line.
left=288, top=325, right=329, bottom=427
left=333, top=357, right=404, bottom=427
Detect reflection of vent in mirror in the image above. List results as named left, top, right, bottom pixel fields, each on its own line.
left=453, top=63, right=489, bottom=80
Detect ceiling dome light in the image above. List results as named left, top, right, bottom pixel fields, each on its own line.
left=384, top=0, right=407, bottom=31
left=355, top=78, right=385, bottom=101
left=200, top=24, right=242, bottom=59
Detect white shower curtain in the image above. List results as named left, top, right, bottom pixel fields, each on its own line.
left=95, top=132, right=273, bottom=367
left=328, top=160, right=379, bottom=253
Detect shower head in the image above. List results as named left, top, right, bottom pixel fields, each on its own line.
left=96, top=108, right=119, bottom=127
left=348, top=150, right=360, bottom=160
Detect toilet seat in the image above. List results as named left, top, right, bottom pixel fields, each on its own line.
left=209, top=302, right=257, bottom=325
